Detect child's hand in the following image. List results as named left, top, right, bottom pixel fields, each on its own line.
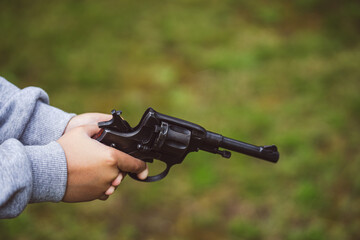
left=58, top=114, right=148, bottom=202
left=64, top=113, right=113, bottom=133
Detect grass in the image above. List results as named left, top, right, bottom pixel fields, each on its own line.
left=0, top=0, right=359, bottom=239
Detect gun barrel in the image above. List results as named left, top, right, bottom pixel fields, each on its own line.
left=204, top=131, right=279, bottom=163
left=221, top=137, right=279, bottom=163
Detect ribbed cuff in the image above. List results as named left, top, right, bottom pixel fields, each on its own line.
left=25, top=142, right=68, bottom=203
left=20, top=101, right=76, bottom=145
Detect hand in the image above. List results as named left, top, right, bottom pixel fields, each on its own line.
left=64, top=113, right=113, bottom=134
left=64, top=113, right=148, bottom=199
left=58, top=117, right=148, bottom=202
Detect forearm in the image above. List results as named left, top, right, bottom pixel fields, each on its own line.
left=0, top=139, right=67, bottom=219
left=20, top=100, right=75, bottom=145
left=0, top=76, right=75, bottom=145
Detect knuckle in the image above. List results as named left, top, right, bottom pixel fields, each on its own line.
left=77, top=125, right=87, bottom=131
left=106, top=149, right=118, bottom=166
left=70, top=127, right=81, bottom=134
left=74, top=126, right=86, bottom=135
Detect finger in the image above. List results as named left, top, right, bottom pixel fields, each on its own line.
left=93, top=113, right=112, bottom=122
left=80, top=124, right=101, bottom=137
left=137, top=164, right=149, bottom=180
left=105, top=186, right=116, bottom=196
left=99, top=195, right=109, bottom=201
left=112, top=150, right=147, bottom=174
left=112, top=172, right=124, bottom=187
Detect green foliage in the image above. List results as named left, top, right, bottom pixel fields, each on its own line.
left=228, top=219, right=262, bottom=240
left=0, top=0, right=359, bottom=239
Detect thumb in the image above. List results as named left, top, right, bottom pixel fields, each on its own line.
left=79, top=124, right=102, bottom=137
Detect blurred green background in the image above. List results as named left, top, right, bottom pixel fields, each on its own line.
left=1, top=0, right=359, bottom=239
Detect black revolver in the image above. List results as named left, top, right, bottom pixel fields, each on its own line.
left=95, top=108, right=279, bottom=182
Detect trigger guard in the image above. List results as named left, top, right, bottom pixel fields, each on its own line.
left=129, top=163, right=172, bottom=182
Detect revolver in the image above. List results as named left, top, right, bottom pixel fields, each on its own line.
left=95, top=108, right=279, bottom=182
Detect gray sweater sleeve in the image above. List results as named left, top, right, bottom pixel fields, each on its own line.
left=0, top=76, right=75, bottom=218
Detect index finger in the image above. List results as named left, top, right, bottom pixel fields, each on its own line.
left=111, top=149, right=147, bottom=174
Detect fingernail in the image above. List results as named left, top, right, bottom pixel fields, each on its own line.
left=137, top=166, right=149, bottom=180
left=105, top=186, right=115, bottom=195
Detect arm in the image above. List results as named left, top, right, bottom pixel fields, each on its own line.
left=0, top=77, right=72, bottom=218
left=0, top=139, right=67, bottom=218
left=0, top=77, right=148, bottom=218
left=0, top=123, right=148, bottom=218
left=0, top=76, right=74, bottom=145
